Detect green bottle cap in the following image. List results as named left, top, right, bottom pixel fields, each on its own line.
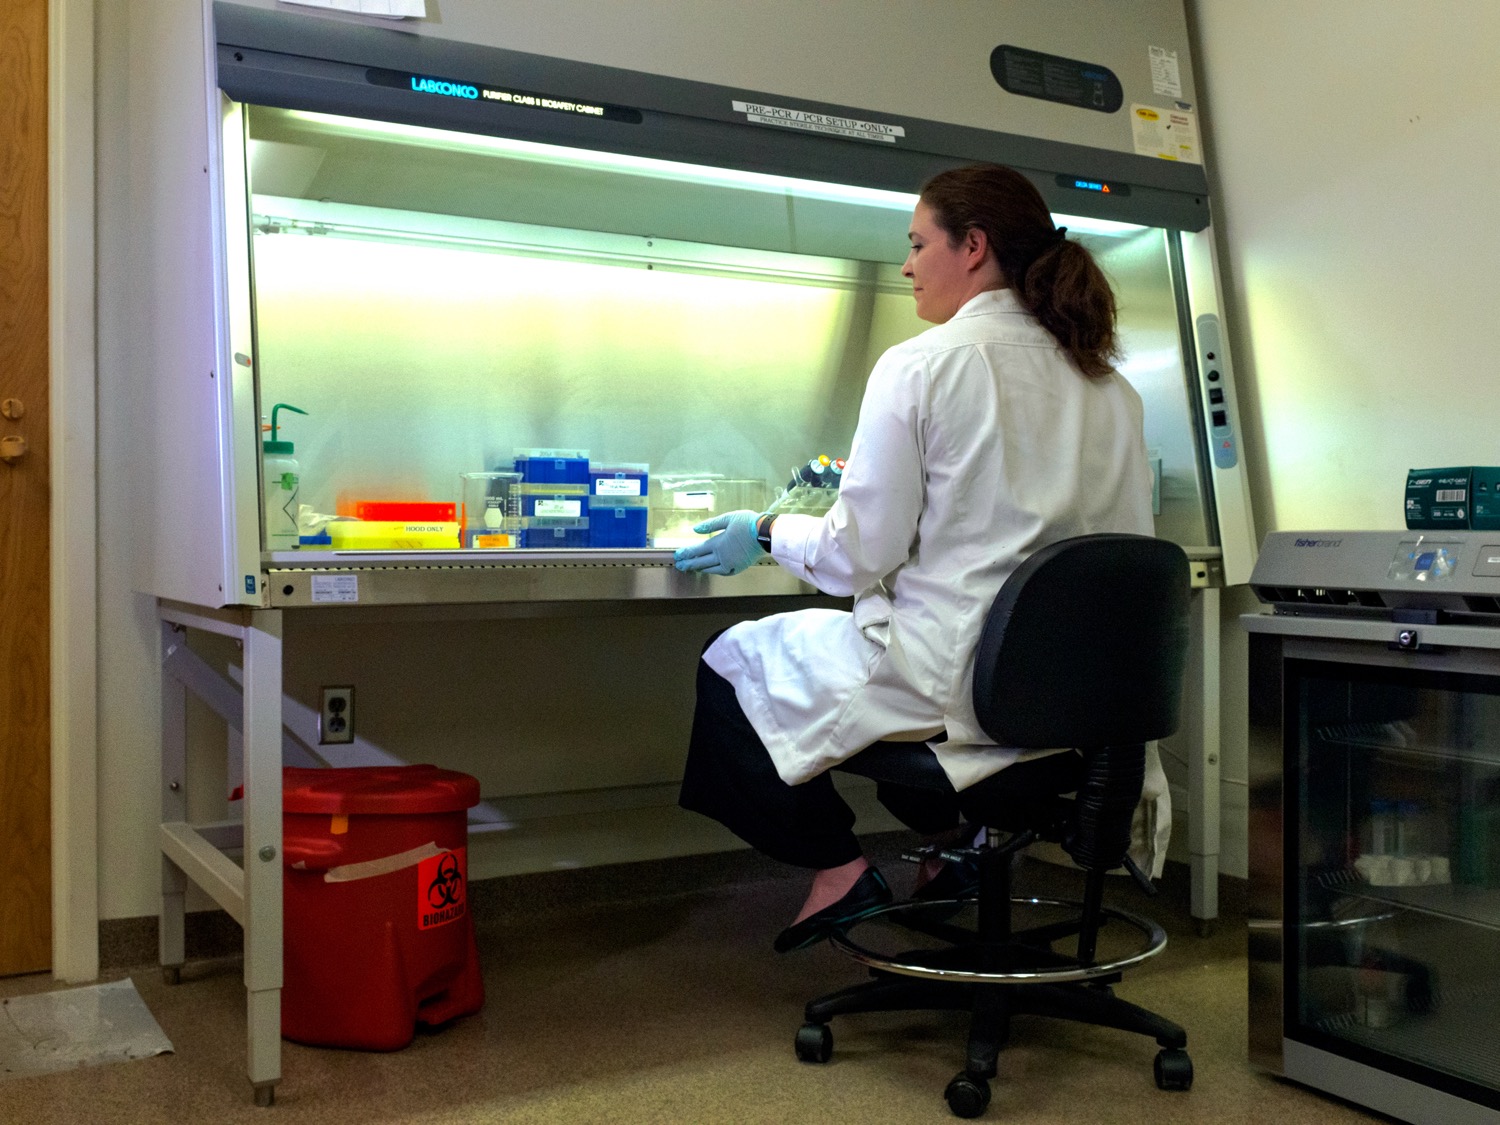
left=265, top=403, right=308, bottom=455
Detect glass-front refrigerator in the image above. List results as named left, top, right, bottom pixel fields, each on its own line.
left=1248, top=530, right=1500, bottom=1124
left=1293, top=660, right=1500, bottom=1112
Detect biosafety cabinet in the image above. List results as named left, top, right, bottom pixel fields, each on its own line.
left=133, top=0, right=1254, bottom=611
left=129, top=0, right=1255, bottom=1101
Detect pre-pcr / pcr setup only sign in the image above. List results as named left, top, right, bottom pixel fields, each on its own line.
left=731, top=100, right=905, bottom=143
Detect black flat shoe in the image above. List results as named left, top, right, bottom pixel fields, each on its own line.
left=774, top=868, right=893, bottom=953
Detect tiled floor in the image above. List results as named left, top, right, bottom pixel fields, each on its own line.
left=0, top=847, right=1390, bottom=1124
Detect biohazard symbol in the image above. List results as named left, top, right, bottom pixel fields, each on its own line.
left=427, top=852, right=463, bottom=910
left=418, top=847, right=467, bottom=930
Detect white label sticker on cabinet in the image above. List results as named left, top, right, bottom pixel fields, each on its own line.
left=1130, top=104, right=1201, bottom=164
left=311, top=574, right=360, bottom=603
left=1149, top=46, right=1182, bottom=98
left=280, top=0, right=427, bottom=18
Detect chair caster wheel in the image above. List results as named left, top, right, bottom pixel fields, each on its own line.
left=944, top=1072, right=991, bottom=1118
left=795, top=1022, right=832, bottom=1063
left=1154, top=1047, right=1193, bottom=1090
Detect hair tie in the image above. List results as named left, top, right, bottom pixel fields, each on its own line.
left=1051, top=225, right=1068, bottom=244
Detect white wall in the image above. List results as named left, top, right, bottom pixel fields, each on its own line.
left=1188, top=1, right=1500, bottom=532
left=1173, top=1, right=1500, bottom=881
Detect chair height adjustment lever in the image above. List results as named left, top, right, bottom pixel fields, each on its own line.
left=900, top=848, right=942, bottom=866
left=900, top=846, right=983, bottom=867
left=1122, top=854, right=1158, bottom=897
left=901, top=829, right=1038, bottom=869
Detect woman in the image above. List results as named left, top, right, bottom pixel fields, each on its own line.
left=672, top=163, right=1154, bottom=952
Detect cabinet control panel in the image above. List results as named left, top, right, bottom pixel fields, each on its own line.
left=1195, top=313, right=1238, bottom=469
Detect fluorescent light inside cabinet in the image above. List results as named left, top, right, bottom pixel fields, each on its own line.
left=1058, top=215, right=1151, bottom=237
left=279, top=109, right=1145, bottom=237
left=284, top=110, right=918, bottom=210
left=253, top=196, right=908, bottom=292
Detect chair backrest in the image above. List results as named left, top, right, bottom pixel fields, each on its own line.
left=971, top=534, right=1190, bottom=751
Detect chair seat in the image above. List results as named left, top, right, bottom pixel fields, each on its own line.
left=835, top=740, right=954, bottom=790
left=836, top=743, right=1086, bottom=841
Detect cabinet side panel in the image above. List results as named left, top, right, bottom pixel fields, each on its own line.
left=1181, top=226, right=1257, bottom=585
left=123, top=0, right=242, bottom=605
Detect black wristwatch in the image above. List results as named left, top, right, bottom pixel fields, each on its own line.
left=755, top=513, right=777, bottom=553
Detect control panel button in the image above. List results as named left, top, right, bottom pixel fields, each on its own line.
left=1195, top=313, right=1237, bottom=469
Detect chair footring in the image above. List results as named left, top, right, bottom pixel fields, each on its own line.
left=831, top=895, right=1167, bottom=985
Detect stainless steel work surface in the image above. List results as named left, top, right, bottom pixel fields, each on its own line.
left=261, top=552, right=813, bottom=607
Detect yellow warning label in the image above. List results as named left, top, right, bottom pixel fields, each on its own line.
left=1130, top=103, right=1200, bottom=165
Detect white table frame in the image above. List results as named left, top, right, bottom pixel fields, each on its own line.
left=159, top=601, right=284, bottom=1107
left=155, top=583, right=1225, bottom=1103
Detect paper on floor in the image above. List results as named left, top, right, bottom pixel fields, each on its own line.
left=1, top=978, right=172, bottom=1080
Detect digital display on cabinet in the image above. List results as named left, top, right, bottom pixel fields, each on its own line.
left=1387, top=539, right=1462, bottom=582
left=1055, top=174, right=1132, bottom=197
left=365, top=68, right=643, bottom=124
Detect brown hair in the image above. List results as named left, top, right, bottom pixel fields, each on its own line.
left=919, top=164, right=1120, bottom=379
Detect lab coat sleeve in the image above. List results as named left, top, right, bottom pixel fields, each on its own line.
left=772, top=348, right=927, bottom=597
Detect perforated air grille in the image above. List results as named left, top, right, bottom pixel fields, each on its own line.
left=1254, top=585, right=1387, bottom=609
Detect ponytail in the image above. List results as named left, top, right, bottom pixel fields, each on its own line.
left=1016, top=237, right=1120, bottom=379
left=919, top=164, right=1121, bottom=379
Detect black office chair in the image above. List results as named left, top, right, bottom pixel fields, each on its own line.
left=796, top=533, right=1194, bottom=1118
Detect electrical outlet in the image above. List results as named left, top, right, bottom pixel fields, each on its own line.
left=319, top=686, right=355, bottom=745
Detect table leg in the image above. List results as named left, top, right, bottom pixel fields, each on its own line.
left=160, top=620, right=187, bottom=982
left=242, top=611, right=284, bottom=1102
left=1188, top=587, right=1222, bottom=933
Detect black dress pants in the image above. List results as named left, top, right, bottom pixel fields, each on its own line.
left=678, top=656, right=962, bottom=869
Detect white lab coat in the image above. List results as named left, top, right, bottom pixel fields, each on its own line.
left=705, top=288, right=1163, bottom=860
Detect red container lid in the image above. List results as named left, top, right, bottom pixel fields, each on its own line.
left=353, top=501, right=457, bottom=522
left=283, top=765, right=480, bottom=815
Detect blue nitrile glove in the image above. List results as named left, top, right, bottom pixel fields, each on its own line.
left=673, top=510, right=764, bottom=576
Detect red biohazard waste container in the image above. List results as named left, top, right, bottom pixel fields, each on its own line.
left=281, top=765, right=485, bottom=1050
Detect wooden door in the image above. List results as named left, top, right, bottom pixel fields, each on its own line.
left=0, top=0, right=52, bottom=976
